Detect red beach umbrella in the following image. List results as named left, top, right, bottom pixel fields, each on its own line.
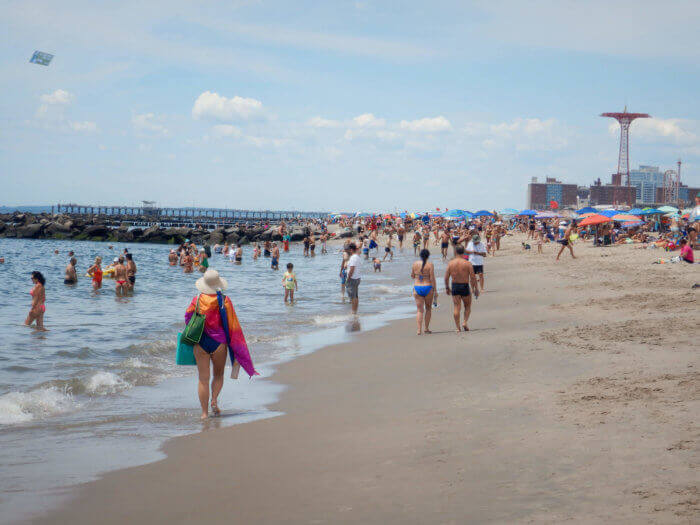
left=578, top=214, right=612, bottom=227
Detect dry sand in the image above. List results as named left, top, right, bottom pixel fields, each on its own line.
left=31, top=233, right=698, bottom=524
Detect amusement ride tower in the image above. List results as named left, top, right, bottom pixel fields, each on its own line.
left=601, top=108, right=650, bottom=186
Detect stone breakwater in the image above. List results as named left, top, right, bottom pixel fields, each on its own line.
left=0, top=213, right=352, bottom=245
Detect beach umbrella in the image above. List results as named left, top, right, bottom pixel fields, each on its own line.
left=500, top=208, right=519, bottom=215
left=612, top=213, right=642, bottom=222
left=621, top=221, right=644, bottom=228
left=576, top=206, right=597, bottom=214
left=518, top=209, right=538, bottom=216
left=473, top=210, right=494, bottom=217
left=627, top=208, right=645, bottom=215
left=597, top=209, right=619, bottom=218
left=535, top=211, right=557, bottom=218
left=638, top=208, right=661, bottom=215
left=578, top=214, right=612, bottom=227
left=442, top=209, right=465, bottom=218
left=658, top=205, right=678, bottom=213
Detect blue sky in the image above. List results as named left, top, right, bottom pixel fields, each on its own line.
left=2, top=0, right=699, bottom=211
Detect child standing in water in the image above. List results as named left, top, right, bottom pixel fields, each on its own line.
left=282, top=263, right=298, bottom=303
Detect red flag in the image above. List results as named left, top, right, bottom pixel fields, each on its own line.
left=550, top=200, right=559, bottom=209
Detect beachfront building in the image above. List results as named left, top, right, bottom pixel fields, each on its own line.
left=629, top=165, right=664, bottom=204
left=588, top=176, right=636, bottom=207
left=526, top=177, right=577, bottom=209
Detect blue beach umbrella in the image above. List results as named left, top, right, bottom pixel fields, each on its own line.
left=576, top=206, right=597, bottom=215
left=598, top=209, right=619, bottom=218
left=500, top=208, right=519, bottom=215
left=473, top=210, right=494, bottom=217
left=518, top=209, right=538, bottom=216
left=638, top=208, right=661, bottom=216
left=627, top=208, right=644, bottom=215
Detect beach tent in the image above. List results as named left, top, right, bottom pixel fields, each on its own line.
left=473, top=210, right=493, bottom=217
left=576, top=206, right=597, bottom=215
left=658, top=205, right=678, bottom=214
left=578, top=214, right=612, bottom=227
left=442, top=209, right=465, bottom=218
left=518, top=209, right=538, bottom=216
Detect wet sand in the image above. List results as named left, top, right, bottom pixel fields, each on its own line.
left=31, top=234, right=698, bottom=524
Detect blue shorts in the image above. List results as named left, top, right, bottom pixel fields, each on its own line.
left=340, top=269, right=347, bottom=284
left=369, top=240, right=377, bottom=249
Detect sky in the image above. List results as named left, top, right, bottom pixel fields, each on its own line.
left=1, top=0, right=699, bottom=212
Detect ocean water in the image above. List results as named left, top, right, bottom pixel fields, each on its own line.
left=0, top=237, right=421, bottom=522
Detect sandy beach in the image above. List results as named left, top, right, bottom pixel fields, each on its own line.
left=30, top=233, right=698, bottom=524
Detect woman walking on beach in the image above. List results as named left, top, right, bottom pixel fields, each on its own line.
left=411, top=249, right=437, bottom=335
left=26, top=271, right=47, bottom=331
left=184, top=269, right=258, bottom=419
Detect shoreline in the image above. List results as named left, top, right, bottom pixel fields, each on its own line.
left=28, top=235, right=700, bottom=523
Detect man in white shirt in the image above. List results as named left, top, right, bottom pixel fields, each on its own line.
left=465, top=233, right=487, bottom=292
left=345, top=243, right=362, bottom=314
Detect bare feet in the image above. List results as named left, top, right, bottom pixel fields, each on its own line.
left=200, top=412, right=209, bottom=420
left=424, top=329, right=432, bottom=334
left=462, top=324, right=469, bottom=331
left=211, top=401, right=221, bottom=417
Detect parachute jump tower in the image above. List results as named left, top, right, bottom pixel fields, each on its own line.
left=601, top=108, right=650, bottom=186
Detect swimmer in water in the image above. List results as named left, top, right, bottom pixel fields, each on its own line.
left=87, top=256, right=103, bottom=291
left=169, top=250, right=178, bottom=266
left=373, top=258, right=382, bottom=272
left=113, top=257, right=128, bottom=296
left=26, top=271, right=47, bottom=331
left=64, top=257, right=78, bottom=285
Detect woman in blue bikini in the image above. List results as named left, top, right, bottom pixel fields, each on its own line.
left=411, top=249, right=437, bottom=335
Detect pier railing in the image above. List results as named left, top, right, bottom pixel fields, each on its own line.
left=53, top=204, right=328, bottom=226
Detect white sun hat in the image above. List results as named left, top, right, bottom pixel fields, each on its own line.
left=195, top=269, right=228, bottom=294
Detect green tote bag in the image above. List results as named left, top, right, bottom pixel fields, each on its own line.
left=175, top=332, right=196, bottom=366
left=181, top=295, right=206, bottom=346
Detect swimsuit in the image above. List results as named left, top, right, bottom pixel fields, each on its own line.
left=369, top=240, right=377, bottom=249
left=116, top=280, right=127, bottom=285
left=271, top=257, right=278, bottom=268
left=30, top=288, right=46, bottom=312
left=414, top=285, right=432, bottom=297
left=451, top=282, right=470, bottom=296
left=199, top=332, right=221, bottom=354
left=92, top=268, right=103, bottom=284
left=340, top=268, right=347, bottom=284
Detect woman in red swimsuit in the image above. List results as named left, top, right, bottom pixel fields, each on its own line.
left=87, top=256, right=103, bottom=291
left=25, top=271, right=47, bottom=331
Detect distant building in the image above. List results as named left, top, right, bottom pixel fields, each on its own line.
left=654, top=184, right=700, bottom=207
left=629, top=165, right=664, bottom=204
left=589, top=177, right=636, bottom=207
left=527, top=177, right=577, bottom=209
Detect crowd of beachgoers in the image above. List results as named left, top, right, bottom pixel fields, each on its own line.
left=7, top=204, right=698, bottom=419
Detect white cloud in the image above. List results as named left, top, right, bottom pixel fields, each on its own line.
left=464, top=117, right=568, bottom=151
left=400, top=116, right=452, bottom=132
left=211, top=124, right=242, bottom=138
left=192, top=91, right=264, bottom=121
left=69, top=121, right=98, bottom=133
left=307, top=116, right=341, bottom=128
left=609, top=117, right=699, bottom=145
left=352, top=113, right=385, bottom=128
left=40, top=89, right=74, bottom=105
left=132, top=113, right=168, bottom=136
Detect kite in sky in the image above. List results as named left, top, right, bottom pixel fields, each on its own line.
left=29, top=51, right=53, bottom=66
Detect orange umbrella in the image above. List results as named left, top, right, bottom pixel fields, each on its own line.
left=578, top=214, right=612, bottom=226
left=612, top=213, right=641, bottom=221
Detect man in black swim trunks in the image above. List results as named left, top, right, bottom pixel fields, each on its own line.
left=444, top=245, right=479, bottom=332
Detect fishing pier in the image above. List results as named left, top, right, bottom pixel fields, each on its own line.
left=54, top=202, right=328, bottom=228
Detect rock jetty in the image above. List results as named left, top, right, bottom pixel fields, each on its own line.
left=0, top=213, right=352, bottom=245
